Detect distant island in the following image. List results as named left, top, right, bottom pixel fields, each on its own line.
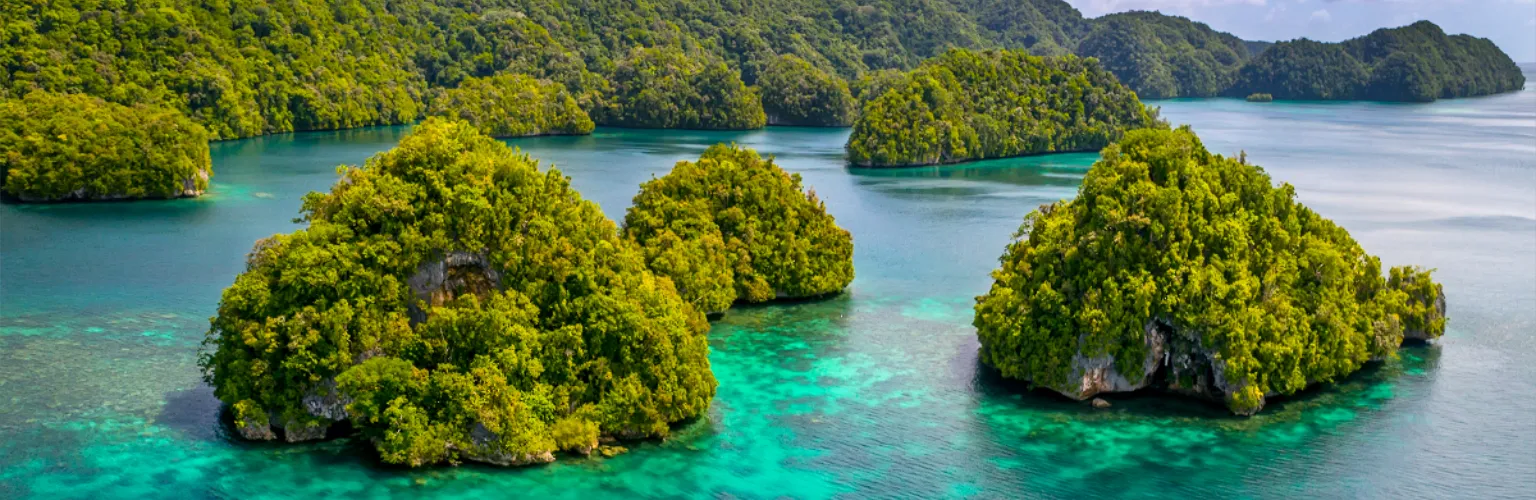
left=1229, top=21, right=1526, bottom=102
left=974, top=127, right=1448, bottom=415
left=846, top=49, right=1158, bottom=167
left=2, top=0, right=1522, bottom=145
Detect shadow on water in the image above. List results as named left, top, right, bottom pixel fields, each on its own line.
left=158, top=384, right=222, bottom=442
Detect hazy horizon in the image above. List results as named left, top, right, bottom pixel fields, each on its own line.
left=1068, top=0, right=1536, bottom=63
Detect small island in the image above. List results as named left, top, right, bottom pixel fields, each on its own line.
left=757, top=55, right=857, bottom=127
left=845, top=49, right=1157, bottom=168
left=596, top=46, right=766, bottom=130
left=201, top=118, right=716, bottom=466
left=1230, top=21, right=1525, bottom=102
left=973, top=127, right=1447, bottom=415
left=0, top=92, right=211, bottom=203
left=1246, top=93, right=1273, bottom=102
left=623, top=145, right=854, bottom=315
left=427, top=73, right=594, bottom=137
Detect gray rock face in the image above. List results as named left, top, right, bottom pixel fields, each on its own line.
left=460, top=423, right=556, bottom=467
left=281, top=420, right=328, bottom=442
left=302, top=378, right=352, bottom=422
left=406, top=250, right=501, bottom=323
left=1404, top=291, right=1448, bottom=342
left=1032, top=318, right=1265, bottom=415
left=236, top=418, right=276, bottom=441
left=1057, top=320, right=1168, bottom=399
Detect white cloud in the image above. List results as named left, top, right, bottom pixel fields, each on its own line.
left=1311, top=8, right=1333, bottom=22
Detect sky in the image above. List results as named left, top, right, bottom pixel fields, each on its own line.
left=1066, top=0, right=1536, bottom=62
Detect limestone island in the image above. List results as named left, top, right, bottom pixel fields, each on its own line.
left=202, top=118, right=716, bottom=466
left=0, top=92, right=211, bottom=203
left=973, top=127, right=1447, bottom=416
left=595, top=46, right=766, bottom=130
left=427, top=73, right=594, bottom=137
left=846, top=48, right=1158, bottom=168
left=757, top=55, right=857, bottom=127
left=623, top=144, right=854, bottom=316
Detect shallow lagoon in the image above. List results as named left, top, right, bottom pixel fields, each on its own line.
left=2, top=85, right=1533, bottom=498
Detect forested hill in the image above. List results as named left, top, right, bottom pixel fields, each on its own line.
left=1, top=2, right=1523, bottom=139
left=1074, top=11, right=1252, bottom=98
left=1230, top=21, right=1526, bottom=101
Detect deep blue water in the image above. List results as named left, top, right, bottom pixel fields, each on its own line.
left=1, top=85, right=1533, bottom=498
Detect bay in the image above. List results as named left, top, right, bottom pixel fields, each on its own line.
left=1, top=81, right=1531, bottom=498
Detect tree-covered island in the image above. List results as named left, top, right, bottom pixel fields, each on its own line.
left=846, top=49, right=1158, bottom=167
left=757, top=55, right=858, bottom=127
left=623, top=145, right=855, bottom=315
left=1230, top=21, right=1525, bottom=102
left=0, top=92, right=211, bottom=202
left=973, top=127, right=1447, bottom=415
left=427, top=74, right=594, bottom=137
left=200, top=118, right=716, bottom=466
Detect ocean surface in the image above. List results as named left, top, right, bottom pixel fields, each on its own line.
left=2, top=83, right=1533, bottom=498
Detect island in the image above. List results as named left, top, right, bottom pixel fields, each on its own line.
left=200, top=118, right=716, bottom=466
left=596, top=46, right=766, bottom=130
left=427, top=73, right=594, bottom=137
left=1246, top=93, right=1273, bottom=102
left=0, top=92, right=211, bottom=203
left=757, top=55, right=857, bottom=127
left=623, top=145, right=854, bottom=315
left=1075, top=11, right=1253, bottom=99
left=973, top=127, right=1447, bottom=415
left=1229, top=21, right=1526, bottom=102
left=846, top=49, right=1157, bottom=167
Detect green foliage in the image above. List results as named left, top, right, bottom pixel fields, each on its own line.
left=846, top=49, right=1156, bottom=167
left=974, top=127, right=1446, bottom=414
left=596, top=46, right=766, bottom=130
left=954, top=0, right=1089, bottom=56
left=1246, top=93, right=1273, bottom=103
left=757, top=55, right=856, bottom=127
left=6, top=3, right=1517, bottom=141
left=201, top=118, right=715, bottom=466
left=1231, top=21, right=1525, bottom=101
left=624, top=145, right=854, bottom=314
left=428, top=73, right=594, bottom=138
left=1076, top=12, right=1252, bottom=99
left=0, top=91, right=210, bottom=202
left=1389, top=266, right=1447, bottom=339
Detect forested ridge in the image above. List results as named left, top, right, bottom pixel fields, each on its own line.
left=1230, top=21, right=1526, bottom=101
left=847, top=49, right=1157, bottom=167
left=1, top=1, right=1522, bottom=141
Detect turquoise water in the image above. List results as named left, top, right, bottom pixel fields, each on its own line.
left=3, top=86, right=1534, bottom=498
